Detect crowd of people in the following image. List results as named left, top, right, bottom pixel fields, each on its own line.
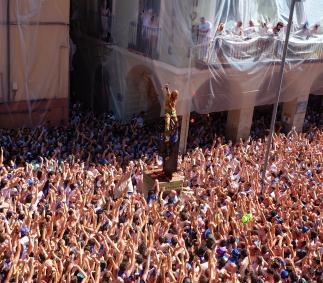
left=0, top=103, right=322, bottom=282
left=216, top=20, right=320, bottom=39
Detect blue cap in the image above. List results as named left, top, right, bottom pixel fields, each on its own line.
left=216, top=247, right=226, bottom=256
left=166, top=211, right=172, bottom=217
left=170, top=133, right=178, bottom=143
left=204, top=228, right=211, bottom=238
left=302, top=226, right=309, bottom=233
left=232, top=248, right=240, bottom=257
left=21, top=226, right=29, bottom=237
left=281, top=269, right=289, bottom=279
left=7, top=173, right=13, bottom=179
left=277, top=217, right=283, bottom=224
left=27, top=179, right=33, bottom=185
left=229, top=257, right=238, bottom=264
left=77, top=272, right=85, bottom=279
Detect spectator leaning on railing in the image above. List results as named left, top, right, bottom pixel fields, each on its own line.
left=198, top=17, right=212, bottom=43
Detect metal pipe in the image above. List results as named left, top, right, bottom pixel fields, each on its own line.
left=6, top=0, right=11, bottom=102
left=261, top=0, right=298, bottom=192
left=179, top=45, right=193, bottom=153
left=179, top=39, right=215, bottom=153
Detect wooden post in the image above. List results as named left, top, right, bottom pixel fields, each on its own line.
left=179, top=46, right=193, bottom=153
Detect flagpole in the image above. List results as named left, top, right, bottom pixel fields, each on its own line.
left=261, top=0, right=300, bottom=192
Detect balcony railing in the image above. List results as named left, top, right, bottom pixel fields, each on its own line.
left=128, top=22, right=161, bottom=60
left=194, top=35, right=323, bottom=66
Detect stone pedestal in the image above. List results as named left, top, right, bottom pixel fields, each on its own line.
left=143, top=169, right=184, bottom=198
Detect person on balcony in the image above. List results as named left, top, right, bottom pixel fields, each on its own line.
left=295, top=22, right=320, bottom=39
left=198, top=17, right=212, bottom=43
left=273, top=22, right=284, bottom=36
left=216, top=22, right=225, bottom=36
left=100, top=0, right=111, bottom=41
left=141, top=9, right=153, bottom=53
left=142, top=9, right=152, bottom=33
left=259, top=22, right=269, bottom=36
left=310, top=24, right=320, bottom=34
left=191, top=11, right=200, bottom=43
left=150, top=14, right=160, bottom=58
left=244, top=20, right=256, bottom=38
left=295, top=21, right=311, bottom=38
left=232, top=21, right=243, bottom=36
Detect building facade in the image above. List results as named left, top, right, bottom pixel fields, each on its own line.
left=74, top=0, right=323, bottom=146
left=0, top=0, right=69, bottom=128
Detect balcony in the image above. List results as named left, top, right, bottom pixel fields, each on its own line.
left=194, top=34, right=323, bottom=68
left=128, top=22, right=161, bottom=60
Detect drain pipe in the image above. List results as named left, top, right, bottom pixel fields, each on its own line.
left=6, top=0, right=11, bottom=102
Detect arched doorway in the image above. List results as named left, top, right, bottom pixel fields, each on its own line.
left=126, top=66, right=161, bottom=121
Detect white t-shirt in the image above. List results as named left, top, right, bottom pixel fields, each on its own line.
left=259, top=26, right=269, bottom=36
left=199, top=21, right=212, bottom=34
left=295, top=28, right=311, bottom=38
left=143, top=14, right=151, bottom=28
left=244, top=27, right=256, bottom=37
left=232, top=26, right=243, bottom=36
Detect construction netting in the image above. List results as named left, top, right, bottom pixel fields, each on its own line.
left=71, top=0, right=322, bottom=120
left=1, top=0, right=323, bottom=126
left=190, top=0, right=323, bottom=114
left=0, top=0, right=69, bottom=127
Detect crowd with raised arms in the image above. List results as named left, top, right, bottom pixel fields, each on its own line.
left=0, top=104, right=322, bottom=282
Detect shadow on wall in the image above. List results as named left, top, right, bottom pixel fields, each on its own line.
left=255, top=70, right=280, bottom=107
left=126, top=65, right=161, bottom=120
left=193, top=76, right=241, bottom=114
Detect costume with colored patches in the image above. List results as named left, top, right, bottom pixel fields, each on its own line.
left=164, top=85, right=178, bottom=142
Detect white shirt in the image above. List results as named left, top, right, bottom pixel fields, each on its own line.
left=232, top=26, right=243, bottom=36
left=259, top=26, right=269, bottom=36
left=199, top=21, right=212, bottom=34
left=244, top=26, right=256, bottom=37
left=295, top=28, right=311, bottom=38
left=143, top=14, right=151, bottom=28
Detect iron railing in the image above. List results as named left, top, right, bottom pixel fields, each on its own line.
left=194, top=35, right=323, bottom=65
left=128, top=22, right=161, bottom=60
